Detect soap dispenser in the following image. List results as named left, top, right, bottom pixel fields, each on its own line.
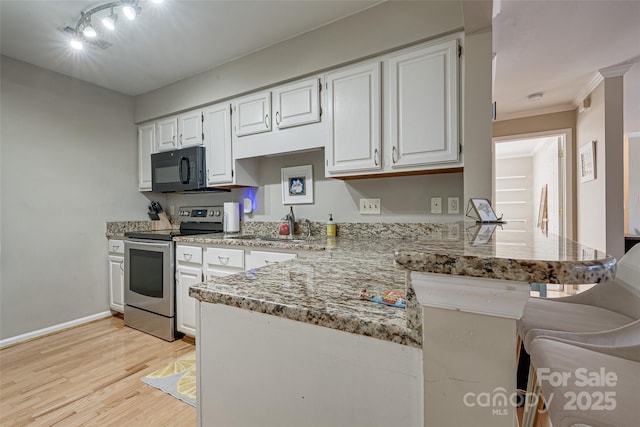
left=326, top=214, right=336, bottom=237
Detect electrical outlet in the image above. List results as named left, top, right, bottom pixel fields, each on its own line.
left=359, top=198, right=381, bottom=215
left=430, top=197, right=442, bottom=214
left=448, top=197, right=460, bottom=214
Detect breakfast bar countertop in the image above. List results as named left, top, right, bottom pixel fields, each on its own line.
left=393, top=222, right=617, bottom=284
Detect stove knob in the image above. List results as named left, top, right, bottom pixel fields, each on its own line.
left=215, top=210, right=221, bottom=216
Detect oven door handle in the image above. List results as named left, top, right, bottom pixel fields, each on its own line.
left=179, top=156, right=190, bottom=184
left=124, top=240, right=173, bottom=251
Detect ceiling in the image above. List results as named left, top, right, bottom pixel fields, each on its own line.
left=0, top=0, right=379, bottom=95
left=1, top=0, right=639, bottom=119
left=492, top=0, right=640, bottom=120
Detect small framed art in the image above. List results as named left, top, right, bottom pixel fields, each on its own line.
left=281, top=165, right=313, bottom=204
left=580, top=140, right=596, bottom=182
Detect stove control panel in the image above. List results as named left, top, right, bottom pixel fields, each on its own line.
left=177, top=206, right=224, bottom=223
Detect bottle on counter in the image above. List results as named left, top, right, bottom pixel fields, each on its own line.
left=326, top=214, right=336, bottom=237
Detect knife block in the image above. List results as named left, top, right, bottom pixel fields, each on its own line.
left=150, top=212, right=173, bottom=231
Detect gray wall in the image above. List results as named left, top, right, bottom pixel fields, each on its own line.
left=163, top=150, right=464, bottom=223
left=0, top=57, right=149, bottom=340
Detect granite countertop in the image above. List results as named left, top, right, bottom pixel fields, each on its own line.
left=189, top=249, right=421, bottom=347
left=394, top=222, right=617, bottom=284
left=107, top=220, right=617, bottom=348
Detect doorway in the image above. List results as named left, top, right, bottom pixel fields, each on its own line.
left=493, top=129, right=572, bottom=238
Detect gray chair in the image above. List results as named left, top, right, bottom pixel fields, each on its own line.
left=528, top=320, right=640, bottom=427
left=517, top=244, right=640, bottom=426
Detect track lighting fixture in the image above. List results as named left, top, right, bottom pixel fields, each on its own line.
left=66, top=0, right=163, bottom=51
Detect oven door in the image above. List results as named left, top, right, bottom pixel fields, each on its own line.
left=124, top=239, right=174, bottom=317
left=151, top=146, right=206, bottom=192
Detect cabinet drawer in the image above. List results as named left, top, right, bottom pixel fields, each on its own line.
left=177, top=245, right=203, bottom=264
left=247, top=250, right=296, bottom=270
left=108, top=239, right=124, bottom=254
left=205, top=247, right=245, bottom=269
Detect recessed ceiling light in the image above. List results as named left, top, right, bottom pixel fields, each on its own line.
left=528, top=92, right=544, bottom=101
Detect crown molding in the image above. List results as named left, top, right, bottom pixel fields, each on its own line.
left=572, top=72, right=603, bottom=108
left=599, top=63, right=634, bottom=78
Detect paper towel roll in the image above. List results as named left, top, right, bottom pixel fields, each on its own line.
left=224, top=202, right=240, bottom=233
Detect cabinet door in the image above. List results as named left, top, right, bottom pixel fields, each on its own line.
left=204, top=103, right=233, bottom=185
left=325, top=62, right=381, bottom=174
left=178, top=110, right=203, bottom=148
left=176, top=265, right=202, bottom=337
left=273, top=78, right=321, bottom=130
left=138, top=123, right=155, bottom=191
left=246, top=250, right=296, bottom=270
left=234, top=91, right=271, bottom=137
left=108, top=254, right=124, bottom=313
left=156, top=117, right=178, bottom=152
left=388, top=39, right=459, bottom=167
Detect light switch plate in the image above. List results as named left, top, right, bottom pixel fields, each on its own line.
left=359, top=198, right=381, bottom=215
left=448, top=197, right=460, bottom=214
left=431, top=197, right=442, bottom=214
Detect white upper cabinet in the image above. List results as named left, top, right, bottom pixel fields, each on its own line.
left=156, top=116, right=178, bottom=152
left=325, top=61, right=382, bottom=175
left=387, top=39, right=459, bottom=168
left=178, top=110, right=204, bottom=148
left=273, top=78, right=321, bottom=130
left=234, top=91, right=272, bottom=137
left=138, top=123, right=155, bottom=191
left=203, top=103, right=233, bottom=185
left=232, top=76, right=325, bottom=159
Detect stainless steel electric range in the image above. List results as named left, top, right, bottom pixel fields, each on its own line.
left=123, top=206, right=224, bottom=341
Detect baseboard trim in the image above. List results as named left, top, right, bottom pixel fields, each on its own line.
left=0, top=311, right=113, bottom=349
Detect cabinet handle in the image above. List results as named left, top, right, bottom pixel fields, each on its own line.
left=179, top=133, right=183, bottom=144
left=264, top=260, right=278, bottom=265
left=392, top=146, right=397, bottom=163
left=119, top=261, right=124, bottom=272
left=374, top=149, right=379, bottom=166
left=184, top=253, right=192, bottom=261
left=264, top=114, right=269, bottom=128
left=112, top=244, right=120, bottom=251
left=218, top=256, right=229, bottom=264
left=275, top=111, right=280, bottom=126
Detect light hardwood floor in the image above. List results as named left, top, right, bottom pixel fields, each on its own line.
left=0, top=316, right=196, bottom=426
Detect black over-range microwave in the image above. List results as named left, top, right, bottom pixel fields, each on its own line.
left=151, top=146, right=206, bottom=192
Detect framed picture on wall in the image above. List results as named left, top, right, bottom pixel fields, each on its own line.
left=281, top=165, right=313, bottom=204
left=580, top=140, right=596, bottom=182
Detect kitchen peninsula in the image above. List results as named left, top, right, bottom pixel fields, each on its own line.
left=185, top=222, right=615, bottom=427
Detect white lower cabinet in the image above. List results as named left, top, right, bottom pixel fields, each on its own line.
left=203, top=246, right=245, bottom=278
left=108, top=239, right=124, bottom=313
left=176, top=245, right=203, bottom=337
left=245, top=250, right=297, bottom=270
left=176, top=244, right=304, bottom=337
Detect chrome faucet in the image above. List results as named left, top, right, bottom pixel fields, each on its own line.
left=281, top=206, right=295, bottom=236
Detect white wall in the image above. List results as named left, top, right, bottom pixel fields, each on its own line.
left=0, top=57, right=150, bottom=340
left=163, top=150, right=464, bottom=223
left=624, top=62, right=640, bottom=134
left=576, top=83, right=607, bottom=253
left=627, top=136, right=640, bottom=234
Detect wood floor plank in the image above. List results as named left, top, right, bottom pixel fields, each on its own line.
left=0, top=316, right=196, bottom=426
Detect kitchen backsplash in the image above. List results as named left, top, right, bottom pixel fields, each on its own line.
left=107, top=220, right=454, bottom=240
